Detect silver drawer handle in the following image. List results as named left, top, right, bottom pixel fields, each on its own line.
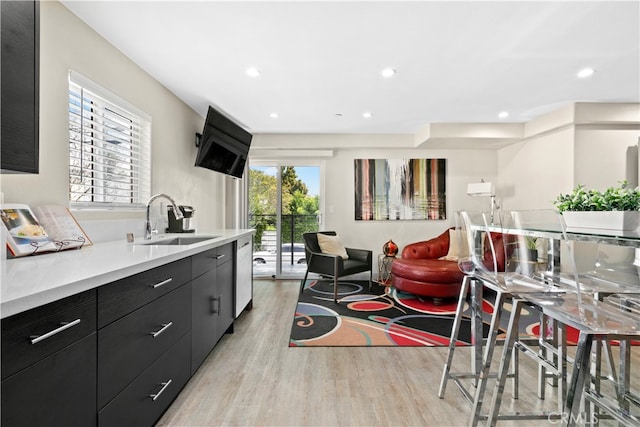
left=151, top=278, right=173, bottom=289
left=216, top=254, right=225, bottom=260
left=150, top=322, right=173, bottom=338
left=149, top=379, right=172, bottom=401
left=211, top=296, right=220, bottom=314
left=30, top=319, right=81, bottom=345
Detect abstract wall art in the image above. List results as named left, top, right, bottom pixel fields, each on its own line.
left=354, top=158, right=446, bottom=221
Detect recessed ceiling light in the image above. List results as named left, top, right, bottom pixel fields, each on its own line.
left=577, top=68, right=595, bottom=78
left=246, top=67, right=261, bottom=78
left=381, top=68, right=396, bottom=78
left=498, top=111, right=509, bottom=119
left=362, top=112, right=373, bottom=119
left=269, top=112, right=278, bottom=119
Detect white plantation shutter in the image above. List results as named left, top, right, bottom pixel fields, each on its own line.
left=68, top=71, right=151, bottom=209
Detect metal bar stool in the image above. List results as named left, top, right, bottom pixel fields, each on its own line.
left=540, top=247, right=640, bottom=421
left=438, top=274, right=517, bottom=403
left=482, top=296, right=569, bottom=425
left=487, top=293, right=640, bottom=426
left=438, top=210, right=571, bottom=425
left=438, top=212, right=516, bottom=405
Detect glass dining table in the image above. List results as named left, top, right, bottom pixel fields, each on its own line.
left=474, top=220, right=640, bottom=426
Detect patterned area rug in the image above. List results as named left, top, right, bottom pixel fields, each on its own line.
left=289, top=279, right=572, bottom=347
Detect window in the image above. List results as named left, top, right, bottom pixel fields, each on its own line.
left=68, top=71, right=151, bottom=209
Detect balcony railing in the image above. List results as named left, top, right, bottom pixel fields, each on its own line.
left=249, top=214, right=318, bottom=251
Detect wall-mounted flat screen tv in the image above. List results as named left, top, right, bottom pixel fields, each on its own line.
left=195, top=106, right=253, bottom=179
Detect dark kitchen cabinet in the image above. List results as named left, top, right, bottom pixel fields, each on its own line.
left=1, top=0, right=39, bottom=173
left=2, top=334, right=97, bottom=427
left=191, top=243, right=234, bottom=373
left=96, top=260, right=192, bottom=426
left=97, top=284, right=191, bottom=409
left=98, top=333, right=190, bottom=427
left=1, top=290, right=97, bottom=427
left=191, top=268, right=219, bottom=372
left=1, top=237, right=243, bottom=427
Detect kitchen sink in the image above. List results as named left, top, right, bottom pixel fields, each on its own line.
left=141, top=236, right=219, bottom=245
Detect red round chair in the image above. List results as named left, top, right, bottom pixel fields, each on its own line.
left=391, top=228, right=464, bottom=299
left=391, top=228, right=510, bottom=300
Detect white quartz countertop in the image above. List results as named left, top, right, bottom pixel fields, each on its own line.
left=0, top=229, right=254, bottom=319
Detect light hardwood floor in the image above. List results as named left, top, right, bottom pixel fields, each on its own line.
left=157, top=279, right=639, bottom=427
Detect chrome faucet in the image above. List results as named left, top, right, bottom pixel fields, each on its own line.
left=145, top=194, right=184, bottom=240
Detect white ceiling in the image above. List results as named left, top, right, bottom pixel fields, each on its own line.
left=61, top=1, right=640, bottom=135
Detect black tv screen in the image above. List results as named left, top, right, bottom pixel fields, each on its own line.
left=195, top=106, right=253, bottom=178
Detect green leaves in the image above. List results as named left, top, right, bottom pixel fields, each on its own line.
left=553, top=181, right=640, bottom=212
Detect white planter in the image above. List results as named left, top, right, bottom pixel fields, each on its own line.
left=562, top=211, right=640, bottom=231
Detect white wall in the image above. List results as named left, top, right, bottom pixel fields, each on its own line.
left=498, top=127, right=575, bottom=211
left=0, top=1, right=229, bottom=237
left=323, top=147, right=497, bottom=254
left=574, top=125, right=640, bottom=189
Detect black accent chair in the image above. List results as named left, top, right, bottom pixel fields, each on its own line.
left=301, top=231, right=373, bottom=302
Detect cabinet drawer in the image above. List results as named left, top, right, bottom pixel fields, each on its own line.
left=191, top=247, right=217, bottom=279
left=217, top=242, right=234, bottom=266
left=192, top=243, right=233, bottom=279
left=1, top=289, right=96, bottom=379
left=98, top=332, right=190, bottom=427
left=98, top=257, right=190, bottom=328
left=98, top=283, right=190, bottom=409
left=2, top=333, right=97, bottom=427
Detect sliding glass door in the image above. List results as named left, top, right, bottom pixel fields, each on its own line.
left=249, top=160, right=323, bottom=278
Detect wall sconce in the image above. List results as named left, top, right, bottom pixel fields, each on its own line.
left=467, top=181, right=499, bottom=223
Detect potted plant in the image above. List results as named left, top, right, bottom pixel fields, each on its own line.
left=553, top=181, right=640, bottom=230
left=525, top=236, right=539, bottom=260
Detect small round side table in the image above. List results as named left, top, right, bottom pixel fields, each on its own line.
left=377, top=254, right=396, bottom=286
